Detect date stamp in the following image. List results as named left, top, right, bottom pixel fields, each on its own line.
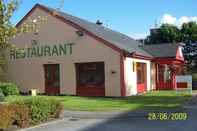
left=148, top=112, right=188, bottom=121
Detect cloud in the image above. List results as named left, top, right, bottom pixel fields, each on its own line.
left=128, top=32, right=148, bottom=40
left=161, top=14, right=177, bottom=25
left=160, top=14, right=197, bottom=27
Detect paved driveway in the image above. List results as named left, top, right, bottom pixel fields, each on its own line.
left=20, top=109, right=197, bottom=131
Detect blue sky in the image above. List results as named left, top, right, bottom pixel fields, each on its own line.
left=11, top=0, right=197, bottom=39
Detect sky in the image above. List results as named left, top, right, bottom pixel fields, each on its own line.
left=11, top=0, right=197, bottom=39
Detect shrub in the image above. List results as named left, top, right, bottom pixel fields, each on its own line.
left=11, top=103, right=30, bottom=128
left=0, top=88, right=4, bottom=102
left=23, top=97, right=63, bottom=125
left=0, top=104, right=14, bottom=130
left=0, top=82, right=20, bottom=96
left=54, top=102, right=64, bottom=118
left=0, top=97, right=63, bottom=129
left=0, top=102, right=30, bottom=129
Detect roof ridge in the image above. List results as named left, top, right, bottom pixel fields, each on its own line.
left=38, top=3, right=139, bottom=43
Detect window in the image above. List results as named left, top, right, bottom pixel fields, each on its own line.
left=158, top=65, right=171, bottom=82
left=164, top=65, right=171, bottom=82
left=76, top=62, right=105, bottom=87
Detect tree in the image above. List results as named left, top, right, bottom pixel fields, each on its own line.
left=145, top=22, right=197, bottom=44
left=0, top=0, right=18, bottom=49
left=181, top=22, right=197, bottom=43
left=145, top=24, right=181, bottom=44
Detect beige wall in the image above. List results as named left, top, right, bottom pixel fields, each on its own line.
left=124, top=57, right=152, bottom=96
left=6, top=8, right=121, bottom=96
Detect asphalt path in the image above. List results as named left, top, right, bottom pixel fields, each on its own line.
left=19, top=108, right=197, bottom=131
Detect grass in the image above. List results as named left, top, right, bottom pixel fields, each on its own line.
left=192, top=73, right=197, bottom=81
left=5, top=91, right=192, bottom=112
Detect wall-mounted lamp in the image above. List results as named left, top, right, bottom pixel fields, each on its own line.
left=76, top=30, right=84, bottom=37
left=111, top=70, right=116, bottom=74
left=31, top=40, right=38, bottom=46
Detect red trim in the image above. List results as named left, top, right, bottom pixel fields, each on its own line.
left=177, top=82, right=188, bottom=88
left=120, top=52, right=126, bottom=97
left=153, top=57, right=184, bottom=65
left=16, top=4, right=123, bottom=54
left=133, top=54, right=153, bottom=60
left=77, top=86, right=105, bottom=97
left=155, top=64, right=158, bottom=90
left=126, top=53, right=153, bottom=60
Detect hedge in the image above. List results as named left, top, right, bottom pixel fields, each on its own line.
left=23, top=97, right=64, bottom=125
left=0, top=82, right=20, bottom=96
left=0, top=88, right=4, bottom=102
left=0, top=97, right=64, bottom=130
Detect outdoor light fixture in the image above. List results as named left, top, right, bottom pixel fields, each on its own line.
left=31, top=40, right=38, bottom=46
left=111, top=70, right=116, bottom=74
left=76, top=30, right=84, bottom=37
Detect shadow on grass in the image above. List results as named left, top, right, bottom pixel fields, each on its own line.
left=61, top=93, right=192, bottom=111
left=76, top=95, right=193, bottom=131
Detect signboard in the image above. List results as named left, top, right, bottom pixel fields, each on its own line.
left=10, top=42, right=74, bottom=60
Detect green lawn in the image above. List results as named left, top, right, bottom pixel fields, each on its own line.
left=5, top=91, right=191, bottom=111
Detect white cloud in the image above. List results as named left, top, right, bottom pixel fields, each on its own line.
left=160, top=14, right=197, bottom=27
left=128, top=32, right=148, bottom=40
left=178, top=16, right=190, bottom=26
left=161, top=14, right=177, bottom=25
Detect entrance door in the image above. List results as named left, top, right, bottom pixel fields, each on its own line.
left=44, top=64, right=60, bottom=95
left=157, top=65, right=173, bottom=90
left=136, top=63, right=147, bottom=93
left=75, top=62, right=105, bottom=96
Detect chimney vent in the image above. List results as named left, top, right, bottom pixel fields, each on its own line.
left=96, top=20, right=103, bottom=25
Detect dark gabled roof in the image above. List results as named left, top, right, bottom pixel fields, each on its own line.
left=38, top=4, right=152, bottom=57
left=142, top=43, right=180, bottom=58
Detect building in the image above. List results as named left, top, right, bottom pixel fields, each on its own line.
left=6, top=4, right=185, bottom=97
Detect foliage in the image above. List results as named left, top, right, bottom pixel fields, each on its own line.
left=146, top=24, right=181, bottom=44
left=0, top=104, right=14, bottom=130
left=22, top=97, right=63, bottom=125
left=146, top=22, right=197, bottom=44
left=0, top=102, right=29, bottom=129
left=0, top=82, right=19, bottom=96
left=181, top=22, right=197, bottom=43
left=182, top=42, right=197, bottom=65
left=0, top=88, right=4, bottom=102
left=0, top=0, right=19, bottom=49
left=11, top=102, right=30, bottom=128
left=0, top=97, right=63, bottom=129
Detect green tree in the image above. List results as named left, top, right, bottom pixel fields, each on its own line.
left=146, top=22, right=197, bottom=44
left=181, top=22, right=197, bottom=43
left=0, top=0, right=19, bottom=80
left=146, top=24, right=181, bottom=44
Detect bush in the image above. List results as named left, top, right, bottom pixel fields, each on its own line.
left=0, top=97, right=63, bottom=129
left=23, top=97, right=63, bottom=125
left=0, top=103, right=30, bottom=129
left=0, top=104, right=14, bottom=130
left=0, top=88, right=4, bottom=102
left=0, top=82, right=20, bottom=96
left=11, top=103, right=30, bottom=128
